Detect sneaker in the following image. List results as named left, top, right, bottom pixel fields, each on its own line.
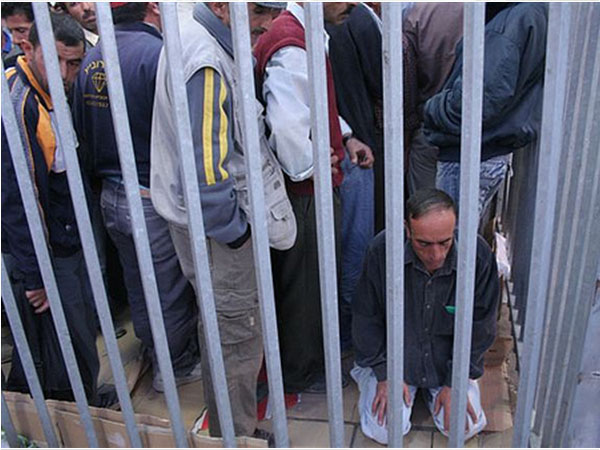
left=153, top=362, right=202, bottom=393
left=303, top=372, right=350, bottom=394
left=253, top=428, right=276, bottom=448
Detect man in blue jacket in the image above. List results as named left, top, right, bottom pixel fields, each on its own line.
left=71, top=2, right=201, bottom=393
left=2, top=12, right=111, bottom=406
left=424, top=2, right=548, bottom=216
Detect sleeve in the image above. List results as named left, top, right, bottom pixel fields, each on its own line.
left=443, top=238, right=500, bottom=386
left=186, top=67, right=248, bottom=245
left=352, top=237, right=388, bottom=382
left=262, top=46, right=315, bottom=182
left=1, top=123, right=43, bottom=290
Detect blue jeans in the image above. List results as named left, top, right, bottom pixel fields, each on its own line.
left=100, top=180, right=199, bottom=376
left=436, top=154, right=510, bottom=217
left=339, top=157, right=375, bottom=351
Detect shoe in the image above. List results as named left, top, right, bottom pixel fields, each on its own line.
left=90, top=383, right=119, bottom=408
left=253, top=428, right=276, bottom=448
left=153, top=362, right=202, bottom=393
left=303, top=372, right=350, bottom=394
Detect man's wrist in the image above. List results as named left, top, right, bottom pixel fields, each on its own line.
left=342, top=133, right=353, bottom=146
left=227, top=224, right=251, bottom=249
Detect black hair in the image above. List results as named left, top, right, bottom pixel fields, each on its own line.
left=28, top=12, right=85, bottom=48
left=111, top=3, right=148, bottom=25
left=406, top=188, right=457, bottom=222
left=1, top=3, right=34, bottom=21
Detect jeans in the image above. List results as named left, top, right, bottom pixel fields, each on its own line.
left=351, top=364, right=487, bottom=445
left=339, top=157, right=374, bottom=351
left=100, top=180, right=199, bottom=377
left=436, top=154, right=510, bottom=217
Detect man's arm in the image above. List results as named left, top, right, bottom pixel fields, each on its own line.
left=185, top=67, right=249, bottom=246
left=262, top=46, right=315, bottom=181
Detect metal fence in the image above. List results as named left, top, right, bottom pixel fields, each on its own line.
left=1, top=2, right=599, bottom=448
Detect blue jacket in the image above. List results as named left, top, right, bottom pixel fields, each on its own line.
left=72, top=22, right=162, bottom=187
left=423, top=3, right=548, bottom=162
left=2, top=58, right=81, bottom=290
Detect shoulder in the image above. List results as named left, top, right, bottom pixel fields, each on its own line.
left=475, top=235, right=496, bottom=271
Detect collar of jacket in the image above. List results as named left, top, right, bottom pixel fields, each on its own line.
left=114, top=21, right=162, bottom=40
left=405, top=236, right=458, bottom=277
left=193, top=3, right=234, bottom=59
left=16, top=55, right=53, bottom=110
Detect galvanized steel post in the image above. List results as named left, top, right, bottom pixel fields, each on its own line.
left=304, top=3, right=345, bottom=447
left=381, top=3, right=405, bottom=447
left=157, top=3, right=237, bottom=447
left=512, top=3, right=572, bottom=447
left=229, top=3, right=290, bottom=447
left=94, top=3, right=188, bottom=446
left=1, top=61, right=98, bottom=448
left=448, top=3, right=485, bottom=447
left=30, top=4, right=142, bottom=446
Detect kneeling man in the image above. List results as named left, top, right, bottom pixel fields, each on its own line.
left=351, top=188, right=499, bottom=444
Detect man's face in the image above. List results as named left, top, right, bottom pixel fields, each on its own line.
left=406, top=208, right=456, bottom=274
left=23, top=40, right=84, bottom=95
left=65, top=2, right=97, bottom=33
left=248, top=3, right=281, bottom=46
left=5, top=13, right=33, bottom=50
left=323, top=2, right=357, bottom=25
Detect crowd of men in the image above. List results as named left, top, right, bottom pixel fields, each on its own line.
left=1, top=1, right=548, bottom=444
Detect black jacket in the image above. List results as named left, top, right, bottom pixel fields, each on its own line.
left=423, top=2, right=548, bottom=162
left=352, top=231, right=500, bottom=387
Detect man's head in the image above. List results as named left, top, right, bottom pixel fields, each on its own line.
left=1, top=3, right=34, bottom=50
left=322, top=2, right=357, bottom=25
left=206, top=2, right=284, bottom=47
left=110, top=2, right=161, bottom=31
left=21, top=12, right=84, bottom=95
left=62, top=3, right=97, bottom=34
left=406, top=189, right=457, bottom=274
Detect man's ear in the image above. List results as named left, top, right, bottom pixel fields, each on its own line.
left=404, top=219, right=411, bottom=239
left=208, top=2, right=229, bottom=21
left=20, top=39, right=34, bottom=59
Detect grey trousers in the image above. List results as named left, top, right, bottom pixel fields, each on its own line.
left=169, top=224, right=263, bottom=437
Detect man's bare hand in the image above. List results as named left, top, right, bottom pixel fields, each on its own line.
left=371, top=380, right=412, bottom=426
left=345, top=137, right=375, bottom=168
left=25, top=288, right=49, bottom=314
left=330, top=146, right=340, bottom=175
left=433, top=386, right=478, bottom=433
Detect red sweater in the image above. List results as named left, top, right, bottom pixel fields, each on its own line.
left=254, top=11, right=344, bottom=196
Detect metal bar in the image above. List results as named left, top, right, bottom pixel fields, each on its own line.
left=229, top=3, right=290, bottom=447
left=448, top=3, right=485, bottom=447
left=157, top=3, right=236, bottom=447
left=1, top=391, right=20, bottom=448
left=304, top=3, right=345, bottom=447
left=1, top=60, right=98, bottom=447
left=30, top=4, right=142, bottom=446
left=1, top=261, right=59, bottom=447
left=94, top=3, right=188, bottom=446
left=381, top=3, right=405, bottom=447
left=512, top=3, right=572, bottom=447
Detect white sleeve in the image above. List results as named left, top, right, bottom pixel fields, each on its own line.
left=339, top=115, right=352, bottom=139
left=263, top=46, right=314, bottom=182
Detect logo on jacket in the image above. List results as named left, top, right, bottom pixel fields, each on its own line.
left=91, top=72, right=106, bottom=93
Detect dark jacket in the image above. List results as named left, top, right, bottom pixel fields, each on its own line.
left=352, top=231, right=500, bottom=387
left=72, top=22, right=162, bottom=187
left=423, top=2, right=548, bottom=162
left=2, top=58, right=81, bottom=290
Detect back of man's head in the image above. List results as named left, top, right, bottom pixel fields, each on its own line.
left=28, top=11, right=84, bottom=48
left=406, top=188, right=457, bottom=223
left=111, top=2, right=148, bottom=25
left=1, top=2, right=34, bottom=21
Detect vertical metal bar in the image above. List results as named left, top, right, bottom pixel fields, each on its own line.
left=229, top=3, right=290, bottom=447
left=1, top=391, right=20, bottom=448
left=512, top=3, right=572, bottom=447
left=381, top=3, right=405, bottom=448
left=448, top=3, right=485, bottom=447
left=1, top=61, right=98, bottom=448
left=1, top=261, right=59, bottom=448
left=30, top=4, right=142, bottom=446
left=304, top=3, right=345, bottom=447
left=94, top=3, right=188, bottom=447
left=157, top=3, right=236, bottom=447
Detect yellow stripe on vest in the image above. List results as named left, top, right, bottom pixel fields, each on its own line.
left=202, top=69, right=216, bottom=185
left=217, top=77, right=229, bottom=181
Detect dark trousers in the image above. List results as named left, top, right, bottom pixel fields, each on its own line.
left=271, top=189, right=342, bottom=393
left=4, top=251, right=99, bottom=401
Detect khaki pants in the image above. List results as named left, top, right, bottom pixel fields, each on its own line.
left=169, top=224, right=263, bottom=437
